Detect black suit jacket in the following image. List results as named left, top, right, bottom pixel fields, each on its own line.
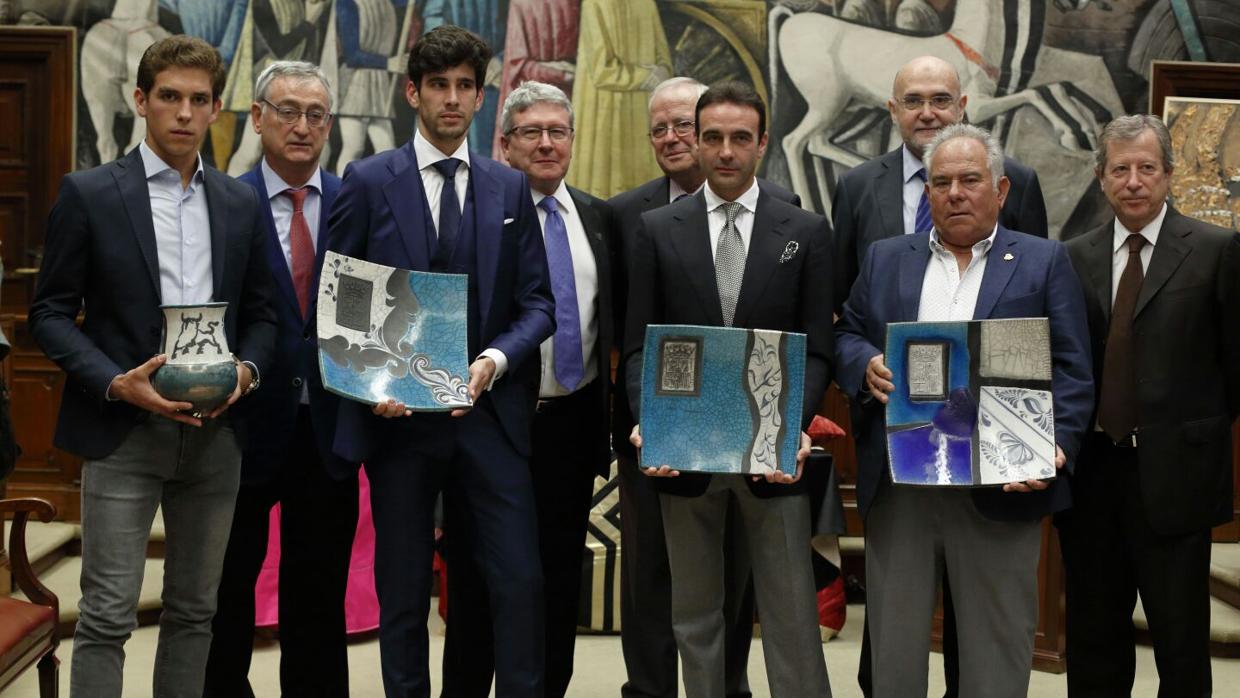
left=623, top=187, right=833, bottom=498
left=831, top=147, right=1048, bottom=311
left=1065, top=207, right=1240, bottom=535
left=565, top=185, right=616, bottom=478
left=29, top=147, right=277, bottom=459
left=608, top=176, right=803, bottom=459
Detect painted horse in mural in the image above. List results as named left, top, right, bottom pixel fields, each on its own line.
left=80, top=0, right=169, bottom=165
left=770, top=0, right=1115, bottom=216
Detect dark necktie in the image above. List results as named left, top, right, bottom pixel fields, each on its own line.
left=432, top=158, right=463, bottom=259
left=539, top=196, right=584, bottom=391
left=714, top=201, right=745, bottom=326
left=673, top=192, right=690, bottom=202
left=283, top=187, right=314, bottom=319
left=914, top=167, right=932, bottom=234
left=1098, top=233, right=1148, bottom=442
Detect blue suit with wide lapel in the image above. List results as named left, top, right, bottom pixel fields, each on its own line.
left=834, top=226, right=1093, bottom=521
left=233, top=165, right=351, bottom=484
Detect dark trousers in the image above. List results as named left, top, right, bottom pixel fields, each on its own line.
left=617, top=451, right=754, bottom=698
left=204, top=409, right=359, bottom=698
left=369, top=402, right=545, bottom=698
left=441, top=383, right=601, bottom=698
left=1058, top=434, right=1212, bottom=698
left=857, top=573, right=959, bottom=698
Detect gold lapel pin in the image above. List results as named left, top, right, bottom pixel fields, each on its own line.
left=1003, top=252, right=1014, bottom=261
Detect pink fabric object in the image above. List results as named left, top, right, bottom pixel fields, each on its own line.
left=253, top=470, right=380, bottom=634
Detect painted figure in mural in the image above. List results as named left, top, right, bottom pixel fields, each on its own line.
left=226, top=0, right=334, bottom=176
left=202, top=60, right=357, bottom=698
left=608, top=75, right=802, bottom=698
left=490, top=0, right=580, bottom=161
left=334, top=0, right=412, bottom=174
left=1059, top=114, right=1240, bottom=698
left=421, top=0, right=505, bottom=158
left=625, top=81, right=833, bottom=698
left=834, top=123, right=1092, bottom=698
left=568, top=0, right=673, bottom=200
left=80, top=0, right=170, bottom=165
left=29, top=35, right=276, bottom=698
left=326, top=25, right=554, bottom=696
left=442, top=80, right=615, bottom=698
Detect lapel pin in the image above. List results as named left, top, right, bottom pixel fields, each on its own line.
left=1003, top=252, right=1014, bottom=261
left=779, top=241, right=799, bottom=263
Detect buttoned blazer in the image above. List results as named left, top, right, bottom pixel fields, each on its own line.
left=232, top=166, right=354, bottom=483
left=834, top=226, right=1093, bottom=521
left=326, top=140, right=555, bottom=463
left=1065, top=208, right=1240, bottom=534
left=29, top=147, right=278, bottom=459
left=831, top=147, right=1048, bottom=311
left=623, top=188, right=833, bottom=498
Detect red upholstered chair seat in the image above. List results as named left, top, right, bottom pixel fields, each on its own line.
left=0, top=596, right=56, bottom=667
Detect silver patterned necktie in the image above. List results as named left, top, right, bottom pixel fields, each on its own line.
left=714, top=201, right=745, bottom=326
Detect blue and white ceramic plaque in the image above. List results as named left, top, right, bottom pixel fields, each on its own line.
left=317, top=251, right=472, bottom=411
left=884, top=318, right=1055, bottom=487
left=639, top=324, right=805, bottom=476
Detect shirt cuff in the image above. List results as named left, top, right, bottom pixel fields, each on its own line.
left=478, top=348, right=507, bottom=391
left=105, top=374, right=122, bottom=401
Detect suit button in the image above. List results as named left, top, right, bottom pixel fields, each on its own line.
left=292, top=377, right=304, bottom=388
left=303, top=330, right=311, bottom=340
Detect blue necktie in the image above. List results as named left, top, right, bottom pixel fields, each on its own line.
left=539, top=196, right=584, bottom=391
left=914, top=167, right=933, bottom=234
left=432, top=158, right=463, bottom=259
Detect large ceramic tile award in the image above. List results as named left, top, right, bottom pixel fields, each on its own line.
left=316, top=251, right=472, bottom=411
left=884, top=318, right=1055, bottom=487
left=639, top=324, right=805, bottom=476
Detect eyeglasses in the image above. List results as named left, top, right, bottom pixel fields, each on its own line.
left=507, top=126, right=574, bottom=143
left=899, top=95, right=958, bottom=112
left=263, top=100, right=331, bottom=127
left=650, top=120, right=695, bottom=139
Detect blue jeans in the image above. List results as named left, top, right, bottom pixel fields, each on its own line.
left=70, top=416, right=241, bottom=698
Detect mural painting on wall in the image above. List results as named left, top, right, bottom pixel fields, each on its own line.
left=8, top=0, right=1237, bottom=238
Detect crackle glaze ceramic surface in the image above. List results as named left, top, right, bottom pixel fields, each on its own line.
left=152, top=302, right=235, bottom=412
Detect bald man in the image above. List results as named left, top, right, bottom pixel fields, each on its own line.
left=831, top=55, right=1048, bottom=698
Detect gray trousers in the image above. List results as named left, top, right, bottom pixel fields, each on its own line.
left=865, top=484, right=1042, bottom=698
left=70, top=417, right=241, bottom=698
left=661, top=476, right=831, bottom=698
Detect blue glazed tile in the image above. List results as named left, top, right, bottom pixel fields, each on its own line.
left=639, top=325, right=805, bottom=476
left=316, top=252, right=472, bottom=411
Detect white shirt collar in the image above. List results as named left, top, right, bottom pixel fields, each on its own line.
left=531, top=180, right=575, bottom=217
left=140, top=139, right=204, bottom=184
left=260, top=158, right=322, bottom=199
left=929, top=224, right=998, bottom=257
left=414, top=126, right=470, bottom=171
left=704, top=178, right=760, bottom=215
left=1111, top=201, right=1167, bottom=254
left=902, top=144, right=926, bottom=184
left=668, top=177, right=703, bottom=203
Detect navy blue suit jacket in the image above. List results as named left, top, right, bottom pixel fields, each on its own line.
left=232, top=165, right=354, bottom=484
left=834, top=226, right=1093, bottom=521
left=326, top=141, right=555, bottom=462
left=29, top=147, right=277, bottom=459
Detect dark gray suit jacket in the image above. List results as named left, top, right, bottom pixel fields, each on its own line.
left=1065, top=207, right=1240, bottom=535
left=832, top=147, right=1048, bottom=311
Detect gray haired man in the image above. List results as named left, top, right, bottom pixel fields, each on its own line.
left=440, top=80, right=616, bottom=698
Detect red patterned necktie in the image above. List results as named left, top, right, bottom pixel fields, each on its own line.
left=284, top=187, right=314, bottom=319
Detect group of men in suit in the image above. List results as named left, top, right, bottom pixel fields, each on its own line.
left=25, top=23, right=1239, bottom=698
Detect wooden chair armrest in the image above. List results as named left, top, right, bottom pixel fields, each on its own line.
left=1, top=497, right=59, bottom=609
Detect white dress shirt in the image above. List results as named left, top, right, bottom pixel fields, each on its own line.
left=411, top=128, right=507, bottom=384
left=704, top=178, right=761, bottom=260
left=668, top=177, right=702, bottom=204
left=261, top=158, right=323, bottom=273
left=140, top=140, right=212, bottom=305
left=902, top=144, right=928, bottom=237
left=533, top=182, right=599, bottom=397
left=917, top=226, right=997, bottom=322
left=1110, top=202, right=1166, bottom=305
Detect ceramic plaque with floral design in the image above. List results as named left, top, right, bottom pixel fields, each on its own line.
left=316, top=252, right=472, bottom=410
left=639, top=324, right=805, bottom=476
left=884, top=318, right=1055, bottom=487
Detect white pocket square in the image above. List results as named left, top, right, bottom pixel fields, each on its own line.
left=503, top=217, right=516, bottom=225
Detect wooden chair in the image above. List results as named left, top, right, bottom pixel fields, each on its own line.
left=0, top=497, right=59, bottom=697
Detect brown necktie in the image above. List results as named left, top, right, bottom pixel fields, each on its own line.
left=283, top=187, right=314, bottom=319
left=1098, top=233, right=1147, bottom=442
